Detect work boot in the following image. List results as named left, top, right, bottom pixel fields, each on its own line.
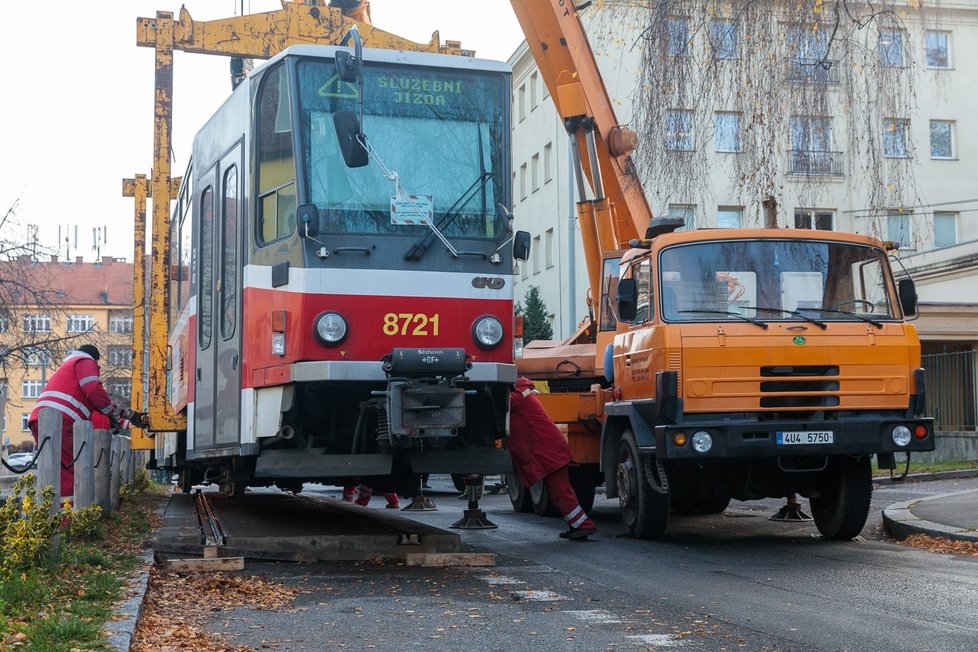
left=342, top=486, right=357, bottom=503
left=384, top=493, right=400, bottom=509
left=560, top=525, right=597, bottom=540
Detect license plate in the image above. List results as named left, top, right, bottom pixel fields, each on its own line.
left=776, top=430, right=834, bottom=445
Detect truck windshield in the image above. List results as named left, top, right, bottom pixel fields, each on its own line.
left=659, top=239, right=899, bottom=323
left=297, top=59, right=507, bottom=239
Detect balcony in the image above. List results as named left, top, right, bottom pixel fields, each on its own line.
left=787, top=150, right=844, bottom=177
left=786, top=58, right=840, bottom=84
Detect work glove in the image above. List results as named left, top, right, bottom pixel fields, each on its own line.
left=129, top=411, right=150, bottom=429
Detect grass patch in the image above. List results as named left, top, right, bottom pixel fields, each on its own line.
left=874, top=458, right=978, bottom=478
left=0, top=479, right=168, bottom=650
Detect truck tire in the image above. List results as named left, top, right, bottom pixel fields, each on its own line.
left=617, top=430, right=669, bottom=539
left=507, top=468, right=533, bottom=513
left=530, top=480, right=560, bottom=517
left=810, top=456, right=873, bottom=540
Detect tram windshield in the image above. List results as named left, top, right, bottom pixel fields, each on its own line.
left=297, top=59, right=508, bottom=239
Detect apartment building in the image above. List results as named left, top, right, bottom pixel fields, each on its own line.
left=0, top=256, right=134, bottom=449
left=510, top=2, right=978, bottom=353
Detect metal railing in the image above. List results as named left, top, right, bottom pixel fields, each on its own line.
left=923, top=349, right=977, bottom=431
left=786, top=58, right=840, bottom=83
left=787, top=150, right=844, bottom=176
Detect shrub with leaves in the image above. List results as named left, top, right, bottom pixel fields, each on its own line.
left=0, top=474, right=60, bottom=574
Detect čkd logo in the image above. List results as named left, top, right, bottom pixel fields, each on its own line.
left=472, top=276, right=505, bottom=289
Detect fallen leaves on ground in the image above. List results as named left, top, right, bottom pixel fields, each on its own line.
left=901, top=533, right=978, bottom=557
left=131, top=569, right=303, bottom=652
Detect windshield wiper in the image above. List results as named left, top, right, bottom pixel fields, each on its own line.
left=797, top=307, right=884, bottom=329
left=744, top=306, right=827, bottom=330
left=403, top=171, right=493, bottom=261
left=677, top=310, right=769, bottom=329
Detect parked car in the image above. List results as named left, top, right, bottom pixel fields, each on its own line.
left=6, top=452, right=37, bottom=469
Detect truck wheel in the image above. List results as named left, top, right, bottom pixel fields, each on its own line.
left=569, top=469, right=596, bottom=514
left=530, top=481, right=559, bottom=517
left=507, top=468, right=533, bottom=513
left=810, top=456, right=872, bottom=540
left=616, top=430, right=669, bottom=539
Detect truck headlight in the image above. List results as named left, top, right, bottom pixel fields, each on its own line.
left=472, top=315, right=503, bottom=349
left=891, top=425, right=912, bottom=447
left=691, top=430, right=713, bottom=453
left=314, top=311, right=347, bottom=345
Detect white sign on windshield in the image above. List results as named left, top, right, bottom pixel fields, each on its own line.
left=390, top=194, right=433, bottom=226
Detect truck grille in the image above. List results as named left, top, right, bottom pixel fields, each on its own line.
left=759, top=365, right=840, bottom=408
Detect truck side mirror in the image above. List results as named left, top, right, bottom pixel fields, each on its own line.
left=617, top=278, right=637, bottom=322
left=333, top=110, right=368, bottom=168
left=297, top=204, right=319, bottom=238
left=513, top=230, right=531, bottom=262
left=898, top=278, right=918, bottom=317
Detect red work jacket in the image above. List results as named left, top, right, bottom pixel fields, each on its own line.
left=507, top=377, right=572, bottom=487
left=28, top=351, right=120, bottom=430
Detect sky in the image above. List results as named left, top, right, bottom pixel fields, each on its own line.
left=0, top=1, right=524, bottom=262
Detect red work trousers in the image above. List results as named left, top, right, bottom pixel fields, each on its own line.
left=544, top=466, right=595, bottom=531
left=29, top=420, right=74, bottom=498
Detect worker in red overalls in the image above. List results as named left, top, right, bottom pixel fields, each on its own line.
left=342, top=483, right=400, bottom=508
left=28, top=345, right=146, bottom=497
left=508, top=377, right=597, bottom=540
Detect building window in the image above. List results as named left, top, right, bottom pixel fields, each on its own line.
left=518, top=84, right=526, bottom=122
left=530, top=71, right=539, bottom=109
left=709, top=20, right=737, bottom=59
left=714, top=112, right=740, bottom=152
left=665, top=110, right=694, bottom=151
left=531, top=153, right=540, bottom=192
left=0, top=316, right=8, bottom=333
left=545, top=228, right=554, bottom=269
left=879, top=30, right=905, bottom=67
left=887, top=212, right=912, bottom=249
left=22, top=380, right=43, bottom=400
left=925, top=31, right=951, bottom=69
left=24, top=348, right=49, bottom=367
left=933, top=212, right=957, bottom=248
left=544, top=143, right=553, bottom=183
left=930, top=121, right=954, bottom=159
left=786, top=26, right=835, bottom=82
left=789, top=116, right=840, bottom=175
left=794, top=209, right=834, bottom=230
left=106, top=379, right=131, bottom=402
left=669, top=204, right=696, bottom=231
left=22, top=314, right=52, bottom=333
left=21, top=413, right=30, bottom=432
left=883, top=119, right=909, bottom=158
left=532, top=235, right=541, bottom=274
left=107, top=345, right=134, bottom=367
left=66, top=314, right=95, bottom=333
left=667, top=18, right=691, bottom=57
left=109, top=311, right=134, bottom=334
left=519, top=163, right=527, bottom=200
left=717, top=207, right=743, bottom=228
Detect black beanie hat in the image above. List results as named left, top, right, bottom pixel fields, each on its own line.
left=78, top=344, right=100, bottom=361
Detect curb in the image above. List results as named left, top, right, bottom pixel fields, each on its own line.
left=873, top=467, right=978, bottom=486
left=104, top=550, right=154, bottom=651
left=881, top=488, right=978, bottom=543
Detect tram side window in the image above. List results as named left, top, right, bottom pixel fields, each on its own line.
left=221, top=165, right=237, bottom=340
left=199, top=186, right=215, bottom=349
left=258, top=64, right=297, bottom=244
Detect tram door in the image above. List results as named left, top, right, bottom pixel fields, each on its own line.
left=195, top=144, right=243, bottom=448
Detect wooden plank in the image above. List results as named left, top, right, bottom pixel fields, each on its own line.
left=164, top=557, right=245, bottom=573
left=404, top=553, right=496, bottom=568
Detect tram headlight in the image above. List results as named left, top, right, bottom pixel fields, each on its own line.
left=314, top=311, right=348, bottom=346
left=891, top=425, right=912, bottom=447
left=472, top=315, right=504, bottom=349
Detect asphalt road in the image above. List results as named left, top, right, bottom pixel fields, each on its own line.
left=196, top=476, right=978, bottom=651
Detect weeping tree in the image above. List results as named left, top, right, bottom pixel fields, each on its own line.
left=588, top=0, right=932, bottom=235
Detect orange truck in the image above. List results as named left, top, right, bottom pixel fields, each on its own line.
left=509, top=0, right=934, bottom=540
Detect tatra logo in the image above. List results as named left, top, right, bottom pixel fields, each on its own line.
left=792, top=336, right=807, bottom=345
left=472, top=276, right=505, bottom=290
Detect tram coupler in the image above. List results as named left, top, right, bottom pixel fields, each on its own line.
left=450, top=474, right=497, bottom=529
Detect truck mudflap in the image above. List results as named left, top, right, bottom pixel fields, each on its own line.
left=653, top=416, right=935, bottom=460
